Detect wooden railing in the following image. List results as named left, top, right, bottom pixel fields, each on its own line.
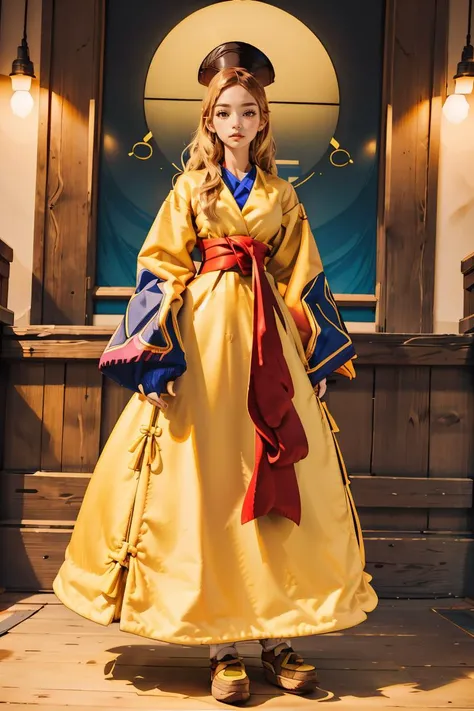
left=0, top=239, right=14, bottom=327
left=0, top=327, right=473, bottom=597
left=460, top=252, right=474, bottom=334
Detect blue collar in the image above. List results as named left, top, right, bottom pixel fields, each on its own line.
left=221, top=164, right=257, bottom=210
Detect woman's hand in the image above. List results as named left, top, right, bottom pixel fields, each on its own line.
left=314, top=378, right=327, bottom=398
left=138, top=381, right=176, bottom=410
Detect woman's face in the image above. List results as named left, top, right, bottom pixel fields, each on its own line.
left=209, top=84, right=265, bottom=152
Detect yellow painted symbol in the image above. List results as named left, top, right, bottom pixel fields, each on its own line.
left=128, top=131, right=154, bottom=160
left=329, top=137, right=354, bottom=168
left=292, top=172, right=315, bottom=189
left=291, top=136, right=354, bottom=191
left=171, top=147, right=189, bottom=186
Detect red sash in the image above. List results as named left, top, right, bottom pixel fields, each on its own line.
left=199, top=236, right=308, bottom=525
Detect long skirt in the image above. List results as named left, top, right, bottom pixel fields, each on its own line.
left=53, top=270, right=378, bottom=644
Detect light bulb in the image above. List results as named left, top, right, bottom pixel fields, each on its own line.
left=10, top=90, right=34, bottom=118
left=443, top=93, right=470, bottom=123
left=454, top=76, right=474, bottom=94
left=10, top=74, right=32, bottom=92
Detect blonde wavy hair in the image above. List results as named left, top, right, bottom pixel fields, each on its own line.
left=184, top=67, right=277, bottom=219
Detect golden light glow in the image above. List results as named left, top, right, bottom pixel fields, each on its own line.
left=10, top=90, right=34, bottom=118
left=11, top=74, right=32, bottom=91
left=443, top=93, right=470, bottom=123
left=103, top=132, right=120, bottom=156
left=364, top=138, right=377, bottom=156
left=454, top=76, right=474, bottom=95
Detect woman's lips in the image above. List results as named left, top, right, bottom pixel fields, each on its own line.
left=229, top=134, right=244, bottom=138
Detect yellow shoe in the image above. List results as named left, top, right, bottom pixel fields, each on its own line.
left=261, top=644, right=318, bottom=694
left=210, top=654, right=250, bottom=705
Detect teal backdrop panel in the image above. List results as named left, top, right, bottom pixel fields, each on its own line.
left=96, top=0, right=384, bottom=319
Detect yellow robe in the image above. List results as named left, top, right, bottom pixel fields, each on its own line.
left=53, top=166, right=378, bottom=644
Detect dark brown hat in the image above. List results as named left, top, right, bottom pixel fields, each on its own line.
left=198, top=41, right=275, bottom=87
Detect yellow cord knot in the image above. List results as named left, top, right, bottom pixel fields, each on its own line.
left=145, top=425, right=162, bottom=437
left=112, top=540, right=139, bottom=566
left=128, top=412, right=163, bottom=475
left=100, top=540, right=138, bottom=596
left=112, top=540, right=133, bottom=566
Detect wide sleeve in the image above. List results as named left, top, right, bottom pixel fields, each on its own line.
left=99, top=174, right=197, bottom=395
left=266, top=182, right=356, bottom=386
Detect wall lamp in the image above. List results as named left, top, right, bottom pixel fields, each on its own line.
left=9, top=0, right=35, bottom=118
left=443, top=0, right=474, bottom=123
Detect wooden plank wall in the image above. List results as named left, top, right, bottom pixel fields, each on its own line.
left=0, top=238, right=14, bottom=491
left=383, top=0, right=448, bottom=333
left=460, top=252, right=474, bottom=334
left=0, top=328, right=473, bottom=598
left=31, top=0, right=104, bottom=324
left=0, top=239, right=14, bottom=327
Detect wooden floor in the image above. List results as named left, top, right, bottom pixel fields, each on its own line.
left=0, top=594, right=473, bottom=710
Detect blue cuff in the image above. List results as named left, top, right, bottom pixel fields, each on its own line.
left=302, top=272, right=356, bottom=384
left=140, top=363, right=185, bottom=396
left=99, top=269, right=187, bottom=393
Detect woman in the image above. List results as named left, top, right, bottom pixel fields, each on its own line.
left=53, top=44, right=378, bottom=705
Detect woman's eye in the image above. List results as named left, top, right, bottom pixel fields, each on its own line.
left=215, top=110, right=256, bottom=118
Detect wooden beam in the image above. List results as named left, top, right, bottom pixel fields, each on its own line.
left=93, top=286, right=135, bottom=299
left=351, top=333, right=474, bottom=366
left=0, top=240, right=13, bottom=264
left=1, top=472, right=470, bottom=521
left=350, top=475, right=473, bottom=509
left=0, top=362, right=7, bottom=476
left=376, top=0, right=395, bottom=332
left=32, top=0, right=105, bottom=325
left=0, top=260, right=10, bottom=279
left=461, top=251, right=474, bottom=327
left=384, top=0, right=449, bottom=332
left=1, top=525, right=472, bottom=596
left=364, top=534, right=474, bottom=598
left=460, top=314, right=474, bottom=335
left=1, top=338, right=106, bottom=360
left=0, top=527, right=72, bottom=591
left=93, top=286, right=378, bottom=309
left=2, top=325, right=112, bottom=337
left=85, top=0, right=106, bottom=325
left=423, top=0, right=449, bottom=330
left=1, top=328, right=473, bottom=365
left=0, top=239, right=13, bottom=311
left=31, top=0, right=53, bottom=324
left=461, top=251, right=474, bottom=276
left=94, top=286, right=135, bottom=299
left=464, top=270, right=474, bottom=292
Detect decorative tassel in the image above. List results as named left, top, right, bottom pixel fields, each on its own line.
left=128, top=407, right=163, bottom=475
left=101, top=406, right=162, bottom=600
